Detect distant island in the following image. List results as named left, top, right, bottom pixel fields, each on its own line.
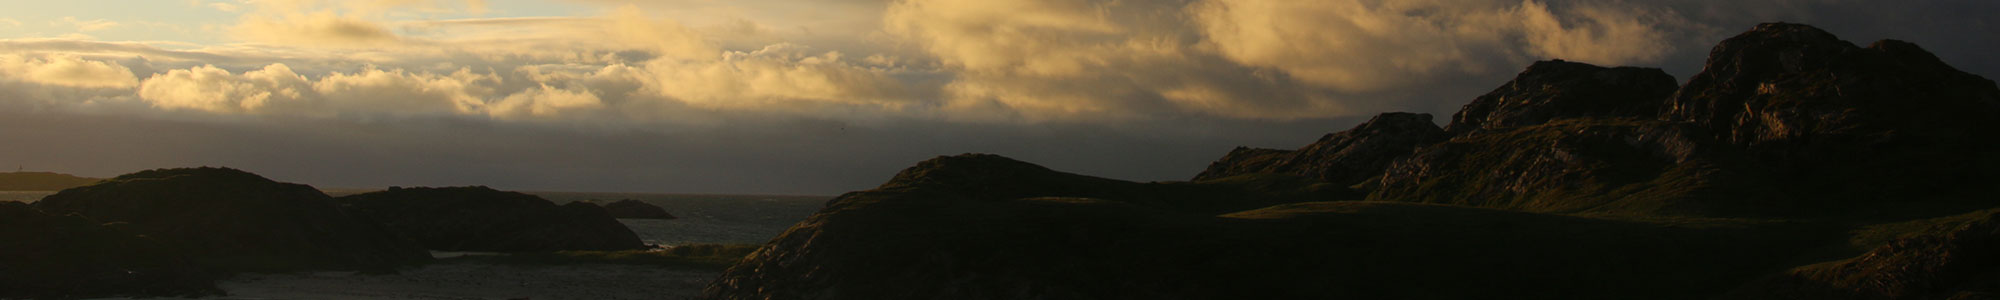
left=0, top=171, right=102, bottom=191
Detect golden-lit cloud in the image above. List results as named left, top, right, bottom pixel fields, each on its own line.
left=0, top=54, right=139, bottom=89
left=137, top=64, right=311, bottom=113
left=1, top=0, right=1991, bottom=126
left=1191, top=0, right=1677, bottom=92
left=54, top=17, right=121, bottom=32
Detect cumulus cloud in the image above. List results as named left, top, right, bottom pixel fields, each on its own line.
left=0, top=54, right=140, bottom=89
left=1191, top=0, right=1680, bottom=92
left=136, top=64, right=312, bottom=113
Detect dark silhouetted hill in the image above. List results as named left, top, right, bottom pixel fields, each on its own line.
left=0, top=171, right=101, bottom=191
left=33, top=167, right=432, bottom=273
left=0, top=202, right=218, bottom=299
left=705, top=154, right=1824, bottom=299
left=337, top=186, right=647, bottom=251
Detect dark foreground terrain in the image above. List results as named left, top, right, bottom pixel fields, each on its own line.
left=706, top=23, right=2000, bottom=300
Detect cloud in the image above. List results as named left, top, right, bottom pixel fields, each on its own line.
left=55, top=17, right=121, bottom=32
left=232, top=11, right=402, bottom=47
left=210, top=2, right=243, bottom=12
left=885, top=0, right=1358, bottom=122
left=136, top=64, right=312, bottom=113
left=1190, top=0, right=1681, bottom=92
left=0, top=18, right=20, bottom=28
left=0, top=54, right=140, bottom=89
left=489, top=84, right=604, bottom=119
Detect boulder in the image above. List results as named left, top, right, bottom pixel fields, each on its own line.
left=337, top=186, right=647, bottom=252
left=33, top=167, right=432, bottom=273
left=0, top=202, right=218, bottom=299
left=602, top=199, right=677, bottom=219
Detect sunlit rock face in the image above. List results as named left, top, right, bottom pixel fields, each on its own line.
left=1192, top=112, right=1445, bottom=187
left=337, top=186, right=647, bottom=252
left=34, top=167, right=432, bottom=273
left=1370, top=23, right=2000, bottom=217
left=0, top=202, right=219, bottom=299
left=1662, top=22, right=2000, bottom=199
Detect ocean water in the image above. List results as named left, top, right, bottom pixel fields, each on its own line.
left=5, top=190, right=829, bottom=247
left=530, top=192, right=828, bottom=246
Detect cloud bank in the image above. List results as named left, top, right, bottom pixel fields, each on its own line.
left=2, top=0, right=1995, bottom=193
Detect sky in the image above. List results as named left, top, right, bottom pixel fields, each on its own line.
left=1, top=0, right=1995, bottom=195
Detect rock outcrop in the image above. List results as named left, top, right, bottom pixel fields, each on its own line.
left=602, top=199, right=677, bottom=219
left=33, top=167, right=432, bottom=273
left=1727, top=211, right=2000, bottom=299
left=337, top=186, right=647, bottom=252
left=705, top=154, right=1816, bottom=299
left=1661, top=22, right=2000, bottom=201
left=0, top=202, right=218, bottom=299
left=1445, top=60, right=1680, bottom=134
left=1192, top=112, right=1446, bottom=187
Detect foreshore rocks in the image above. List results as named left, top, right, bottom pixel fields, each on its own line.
left=33, top=167, right=432, bottom=273
left=337, top=186, right=647, bottom=252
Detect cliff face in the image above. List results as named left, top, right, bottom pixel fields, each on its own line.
left=33, top=167, right=432, bottom=273
left=337, top=186, right=647, bottom=252
left=0, top=202, right=218, bottom=299
left=1192, top=112, right=1445, bottom=187
left=1662, top=23, right=2000, bottom=200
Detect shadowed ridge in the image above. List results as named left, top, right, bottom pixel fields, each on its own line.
left=34, top=167, right=432, bottom=273
left=877, top=153, right=1135, bottom=200
left=1445, top=60, right=1680, bottom=134
left=1191, top=147, right=1292, bottom=181
left=1192, top=112, right=1445, bottom=186
left=705, top=154, right=1821, bottom=300
left=0, top=171, right=102, bottom=191
left=336, top=186, right=647, bottom=252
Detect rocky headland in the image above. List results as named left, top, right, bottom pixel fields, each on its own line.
left=706, top=23, right=2000, bottom=300
left=338, top=186, right=648, bottom=252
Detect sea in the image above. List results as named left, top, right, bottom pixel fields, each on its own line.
left=3, top=190, right=830, bottom=247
